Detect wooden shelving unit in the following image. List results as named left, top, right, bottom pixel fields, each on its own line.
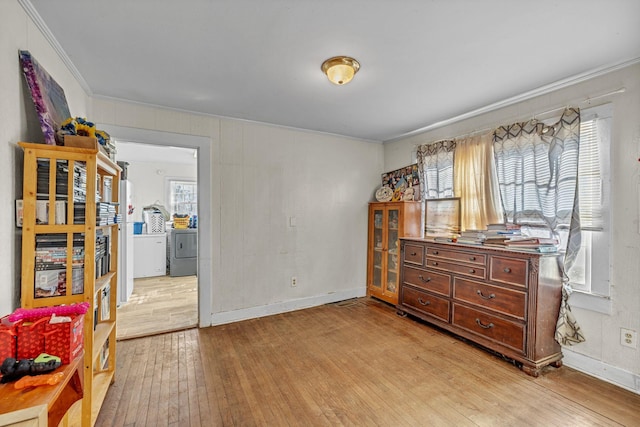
left=18, top=142, right=120, bottom=426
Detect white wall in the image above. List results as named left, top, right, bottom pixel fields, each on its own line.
left=384, top=62, right=640, bottom=392
left=90, top=97, right=384, bottom=325
left=0, top=0, right=89, bottom=315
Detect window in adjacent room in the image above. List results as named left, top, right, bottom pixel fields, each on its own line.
left=167, top=179, right=198, bottom=218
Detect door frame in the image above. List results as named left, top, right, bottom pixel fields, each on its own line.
left=99, top=124, right=212, bottom=328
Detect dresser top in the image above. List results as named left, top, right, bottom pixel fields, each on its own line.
left=400, top=237, right=560, bottom=258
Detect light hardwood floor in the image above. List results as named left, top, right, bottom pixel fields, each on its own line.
left=116, top=275, right=198, bottom=340
left=96, top=298, right=640, bottom=426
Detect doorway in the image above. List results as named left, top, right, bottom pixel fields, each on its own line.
left=99, top=124, right=213, bottom=338
left=114, top=141, right=198, bottom=339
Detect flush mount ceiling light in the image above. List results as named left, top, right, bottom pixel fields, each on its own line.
left=321, top=56, right=360, bottom=85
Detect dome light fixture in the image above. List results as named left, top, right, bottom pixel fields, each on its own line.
left=321, top=56, right=360, bottom=85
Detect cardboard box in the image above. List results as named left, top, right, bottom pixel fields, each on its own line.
left=44, top=314, right=84, bottom=364
left=64, top=135, right=98, bottom=149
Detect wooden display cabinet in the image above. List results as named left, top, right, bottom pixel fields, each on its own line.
left=367, top=201, right=421, bottom=305
left=18, top=142, right=120, bottom=426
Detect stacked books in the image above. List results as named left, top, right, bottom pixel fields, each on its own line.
left=97, top=203, right=117, bottom=226
left=435, top=223, right=559, bottom=253
left=36, top=159, right=87, bottom=202
left=455, top=230, right=486, bottom=245
left=34, top=234, right=84, bottom=297
left=503, top=236, right=559, bottom=253
left=95, top=230, right=110, bottom=279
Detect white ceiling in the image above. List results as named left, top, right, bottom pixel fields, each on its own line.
left=115, top=141, right=197, bottom=165
left=27, top=0, right=640, bottom=142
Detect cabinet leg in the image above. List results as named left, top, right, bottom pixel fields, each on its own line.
left=551, top=360, right=563, bottom=369
left=521, top=365, right=541, bottom=377
left=396, top=310, right=407, bottom=318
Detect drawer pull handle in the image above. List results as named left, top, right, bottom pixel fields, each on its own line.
left=418, top=297, right=431, bottom=306
left=476, top=290, right=496, bottom=300
left=432, top=250, right=439, bottom=255
left=469, top=268, right=476, bottom=274
left=469, top=256, right=476, bottom=261
left=432, top=261, right=438, bottom=266
left=475, top=318, right=494, bottom=329
left=410, top=252, right=417, bottom=256
left=503, top=267, right=511, bottom=273
left=418, top=275, right=431, bottom=283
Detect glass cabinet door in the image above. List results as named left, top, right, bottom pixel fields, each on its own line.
left=385, top=208, right=400, bottom=295
left=371, top=208, right=384, bottom=292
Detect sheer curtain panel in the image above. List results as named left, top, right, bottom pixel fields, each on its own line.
left=493, top=107, right=585, bottom=345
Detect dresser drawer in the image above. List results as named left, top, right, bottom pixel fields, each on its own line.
left=401, top=286, right=450, bottom=323
left=426, top=246, right=486, bottom=265
left=490, top=256, right=528, bottom=288
left=452, top=304, right=525, bottom=353
left=403, top=266, right=450, bottom=296
left=453, top=278, right=526, bottom=320
left=403, top=243, right=425, bottom=266
left=425, top=258, right=486, bottom=280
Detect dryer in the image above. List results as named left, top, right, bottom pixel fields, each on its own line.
left=167, top=228, right=198, bottom=277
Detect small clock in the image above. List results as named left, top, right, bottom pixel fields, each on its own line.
left=375, top=186, right=393, bottom=202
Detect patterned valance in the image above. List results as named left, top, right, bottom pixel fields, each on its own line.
left=416, top=139, right=456, bottom=157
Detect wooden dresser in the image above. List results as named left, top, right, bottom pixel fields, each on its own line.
left=397, top=238, right=563, bottom=376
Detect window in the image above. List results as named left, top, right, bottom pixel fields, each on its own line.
left=566, top=104, right=611, bottom=304
left=417, top=140, right=456, bottom=199
left=417, top=104, right=612, bottom=313
left=167, top=179, right=198, bottom=218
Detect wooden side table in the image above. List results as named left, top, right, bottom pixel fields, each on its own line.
left=0, top=354, right=83, bottom=427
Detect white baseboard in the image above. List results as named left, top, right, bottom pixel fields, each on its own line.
left=562, top=348, right=640, bottom=395
left=209, top=287, right=366, bottom=326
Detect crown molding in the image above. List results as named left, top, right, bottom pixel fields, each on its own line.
left=18, top=0, right=92, bottom=95
left=386, top=56, right=640, bottom=143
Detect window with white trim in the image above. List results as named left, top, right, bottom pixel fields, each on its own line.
left=167, top=179, right=198, bottom=218
left=566, top=103, right=611, bottom=299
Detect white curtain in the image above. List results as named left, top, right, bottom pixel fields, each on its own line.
left=493, top=107, right=585, bottom=345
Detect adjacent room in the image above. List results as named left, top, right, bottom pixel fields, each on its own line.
left=113, top=141, right=199, bottom=340
left=1, top=1, right=639, bottom=426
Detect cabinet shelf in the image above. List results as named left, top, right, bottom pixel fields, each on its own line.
left=91, top=370, right=115, bottom=425
left=92, top=321, right=116, bottom=362
left=34, top=224, right=86, bottom=233
left=95, top=271, right=116, bottom=294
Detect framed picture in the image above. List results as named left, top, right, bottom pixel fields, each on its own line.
left=19, top=50, right=71, bottom=145
left=425, top=197, right=461, bottom=236
left=381, top=164, right=422, bottom=201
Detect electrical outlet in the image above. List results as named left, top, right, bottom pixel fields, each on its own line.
left=620, top=328, right=637, bottom=349
left=291, top=276, right=297, bottom=287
